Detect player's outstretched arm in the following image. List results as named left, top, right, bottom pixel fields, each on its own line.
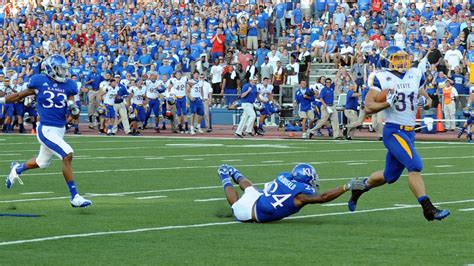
left=0, top=89, right=35, bottom=104
left=295, top=178, right=368, bottom=207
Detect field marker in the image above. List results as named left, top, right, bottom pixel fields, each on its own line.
left=194, top=198, right=226, bottom=202
left=346, top=163, right=368, bottom=166
left=458, top=208, right=474, bottom=212
left=221, top=159, right=242, bottom=162
left=262, top=160, right=283, bottom=163
left=0, top=198, right=471, bottom=247
left=21, top=192, right=54, bottom=195
left=144, top=157, right=165, bottom=160
left=183, top=158, right=204, bottom=161
left=135, top=196, right=167, bottom=200
left=434, top=165, right=453, bottom=168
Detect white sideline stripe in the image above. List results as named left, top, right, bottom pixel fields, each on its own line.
left=21, top=192, right=54, bottom=195
left=0, top=199, right=471, bottom=247
left=0, top=154, right=21, bottom=156
left=144, top=157, right=165, bottom=160
left=346, top=163, right=367, bottom=166
left=458, top=208, right=474, bottom=212
left=183, top=158, right=203, bottom=161
left=135, top=196, right=167, bottom=200
left=434, top=165, right=453, bottom=168
left=221, top=159, right=243, bottom=162
left=194, top=198, right=226, bottom=202
left=261, top=160, right=284, bottom=163
left=3, top=171, right=473, bottom=204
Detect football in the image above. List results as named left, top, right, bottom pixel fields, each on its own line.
left=374, top=89, right=388, bottom=102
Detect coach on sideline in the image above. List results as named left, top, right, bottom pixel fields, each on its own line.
left=235, top=76, right=260, bottom=138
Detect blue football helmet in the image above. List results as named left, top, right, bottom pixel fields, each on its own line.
left=291, top=163, right=320, bottom=190
left=379, top=46, right=411, bottom=73
left=44, top=54, right=70, bottom=83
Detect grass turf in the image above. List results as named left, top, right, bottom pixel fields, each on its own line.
left=0, top=135, right=473, bottom=264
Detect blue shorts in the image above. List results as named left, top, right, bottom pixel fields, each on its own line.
left=133, top=104, right=146, bottom=122
left=260, top=102, right=272, bottom=116
left=382, top=123, right=423, bottom=184
left=148, top=98, right=161, bottom=116
left=14, top=103, right=24, bottom=116
left=190, top=98, right=204, bottom=116
left=105, top=104, right=115, bottom=119
left=467, top=116, right=473, bottom=125
left=3, top=103, right=14, bottom=118
left=176, top=97, right=187, bottom=116
left=24, top=106, right=38, bottom=117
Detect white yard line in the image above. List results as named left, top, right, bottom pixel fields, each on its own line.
left=346, top=163, right=368, bottom=166
left=261, top=160, right=284, bottom=163
left=434, top=165, right=453, bottom=168
left=183, top=158, right=204, bottom=161
left=194, top=198, right=226, bottom=202
left=20, top=192, right=54, bottom=195
left=458, top=208, right=474, bottom=212
left=135, top=196, right=167, bottom=200
left=0, top=198, right=471, bottom=247
left=322, top=203, right=348, bottom=207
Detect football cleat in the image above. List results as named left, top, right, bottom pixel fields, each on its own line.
left=423, top=208, right=450, bottom=221
left=70, top=194, right=92, bottom=208
left=348, top=190, right=365, bottom=212
left=6, top=162, right=24, bottom=189
left=227, top=166, right=243, bottom=183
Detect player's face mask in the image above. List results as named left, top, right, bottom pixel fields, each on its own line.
left=388, top=52, right=411, bottom=73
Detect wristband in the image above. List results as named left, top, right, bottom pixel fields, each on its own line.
left=0, top=97, right=5, bottom=104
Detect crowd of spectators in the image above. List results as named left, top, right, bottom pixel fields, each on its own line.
left=0, top=0, right=473, bottom=137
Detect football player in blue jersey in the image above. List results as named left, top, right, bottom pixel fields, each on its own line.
left=0, top=55, right=92, bottom=208
left=217, top=163, right=366, bottom=223
left=347, top=46, right=449, bottom=221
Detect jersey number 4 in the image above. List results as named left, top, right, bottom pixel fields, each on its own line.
left=264, top=181, right=291, bottom=209
left=43, top=91, right=67, bottom=109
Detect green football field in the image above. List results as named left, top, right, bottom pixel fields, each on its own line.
left=0, top=135, right=473, bottom=265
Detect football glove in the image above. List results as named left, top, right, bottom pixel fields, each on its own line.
left=344, top=177, right=369, bottom=191
left=417, top=96, right=427, bottom=107
left=67, top=100, right=80, bottom=116
left=385, top=89, right=398, bottom=107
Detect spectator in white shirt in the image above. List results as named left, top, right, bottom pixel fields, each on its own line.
left=444, top=44, right=464, bottom=71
